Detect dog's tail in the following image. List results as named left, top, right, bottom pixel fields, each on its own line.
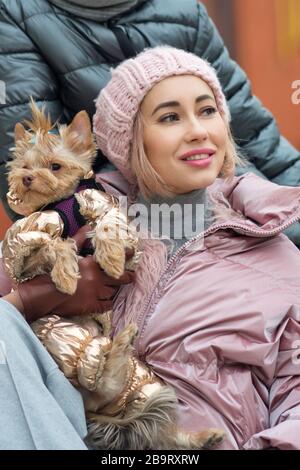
left=86, top=386, right=178, bottom=450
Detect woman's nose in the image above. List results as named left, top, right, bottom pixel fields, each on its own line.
left=185, top=118, right=208, bottom=141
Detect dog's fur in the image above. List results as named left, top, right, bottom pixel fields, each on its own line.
left=8, top=101, right=96, bottom=216
left=5, top=101, right=224, bottom=450
left=4, top=99, right=139, bottom=293
left=81, top=321, right=225, bottom=450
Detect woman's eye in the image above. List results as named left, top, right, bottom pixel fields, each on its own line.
left=202, top=107, right=217, bottom=116
left=51, top=163, right=61, bottom=171
left=159, top=114, right=179, bottom=123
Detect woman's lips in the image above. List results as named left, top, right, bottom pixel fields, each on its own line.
left=181, top=154, right=214, bottom=168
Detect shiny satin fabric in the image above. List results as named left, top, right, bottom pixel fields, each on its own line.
left=2, top=210, right=64, bottom=282
left=32, top=314, right=166, bottom=416
left=32, top=315, right=111, bottom=389
left=1, top=181, right=147, bottom=426
left=111, top=172, right=300, bottom=450
left=2, top=187, right=120, bottom=283
left=2, top=171, right=300, bottom=449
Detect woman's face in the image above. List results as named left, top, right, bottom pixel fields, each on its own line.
left=141, top=75, right=229, bottom=195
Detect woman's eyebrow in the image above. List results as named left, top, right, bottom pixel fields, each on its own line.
left=151, top=94, right=214, bottom=116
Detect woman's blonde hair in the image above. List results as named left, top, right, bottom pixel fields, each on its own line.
left=130, top=110, right=247, bottom=200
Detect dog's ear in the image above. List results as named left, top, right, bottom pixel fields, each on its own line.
left=14, top=123, right=26, bottom=144
left=65, top=111, right=93, bottom=150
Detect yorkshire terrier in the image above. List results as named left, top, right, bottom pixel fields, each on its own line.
left=3, top=100, right=224, bottom=450
left=3, top=99, right=139, bottom=293
left=32, top=313, right=225, bottom=450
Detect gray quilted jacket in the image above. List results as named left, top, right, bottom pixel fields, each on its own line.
left=0, top=0, right=299, bottom=245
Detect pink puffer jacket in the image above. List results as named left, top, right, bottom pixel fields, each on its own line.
left=105, top=171, right=300, bottom=450
left=1, top=171, right=300, bottom=449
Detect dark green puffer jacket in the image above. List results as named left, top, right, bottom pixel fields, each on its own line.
left=0, top=0, right=299, bottom=245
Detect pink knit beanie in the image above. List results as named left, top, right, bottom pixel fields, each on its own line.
left=93, top=46, right=230, bottom=184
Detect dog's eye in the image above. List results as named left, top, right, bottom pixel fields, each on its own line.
left=23, top=165, right=28, bottom=169
left=51, top=163, right=61, bottom=171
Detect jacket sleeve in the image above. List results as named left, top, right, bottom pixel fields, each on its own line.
left=32, top=315, right=112, bottom=391
left=193, top=3, right=300, bottom=246
left=2, top=210, right=64, bottom=282
left=0, top=1, right=62, bottom=222
left=243, top=303, right=300, bottom=450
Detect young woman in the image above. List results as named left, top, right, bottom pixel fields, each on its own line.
left=93, top=46, right=300, bottom=450
left=1, top=45, right=299, bottom=450
left=1, top=0, right=299, bottom=250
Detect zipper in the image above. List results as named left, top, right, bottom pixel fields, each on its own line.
left=135, top=210, right=300, bottom=358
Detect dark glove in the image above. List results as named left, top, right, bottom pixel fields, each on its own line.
left=17, top=226, right=135, bottom=323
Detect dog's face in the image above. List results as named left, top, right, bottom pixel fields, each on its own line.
left=7, top=102, right=97, bottom=216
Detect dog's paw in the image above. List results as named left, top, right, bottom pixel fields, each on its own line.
left=200, top=429, right=225, bottom=449
left=61, top=276, right=78, bottom=295
left=101, top=259, right=125, bottom=280
left=51, top=269, right=78, bottom=295
left=93, top=240, right=126, bottom=280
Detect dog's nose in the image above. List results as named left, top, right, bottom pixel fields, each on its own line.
left=22, top=176, right=34, bottom=187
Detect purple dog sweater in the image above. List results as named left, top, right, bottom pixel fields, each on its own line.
left=43, top=177, right=105, bottom=255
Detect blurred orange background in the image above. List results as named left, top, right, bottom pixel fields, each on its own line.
left=1, top=0, right=299, bottom=240
left=0, top=199, right=11, bottom=240
left=203, top=0, right=300, bottom=148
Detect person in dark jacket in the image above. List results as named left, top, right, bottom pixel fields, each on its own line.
left=0, top=0, right=299, bottom=246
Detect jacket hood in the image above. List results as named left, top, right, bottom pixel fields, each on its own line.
left=209, top=172, right=300, bottom=233
left=48, top=0, right=148, bottom=21
left=97, top=170, right=300, bottom=235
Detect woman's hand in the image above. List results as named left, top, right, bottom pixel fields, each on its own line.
left=52, top=255, right=135, bottom=317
